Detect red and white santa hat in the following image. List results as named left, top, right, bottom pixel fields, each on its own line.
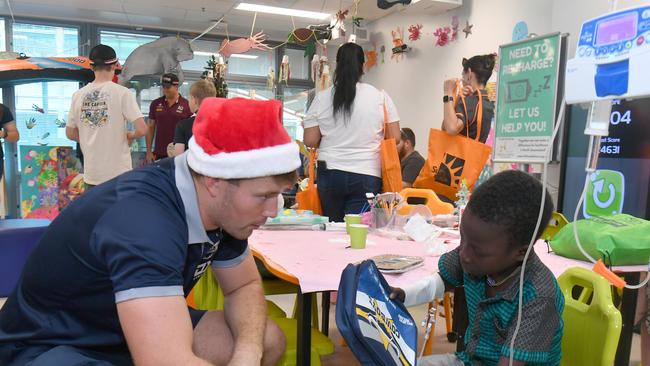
left=187, top=97, right=301, bottom=179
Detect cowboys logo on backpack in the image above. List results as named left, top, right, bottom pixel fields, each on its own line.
left=336, top=260, right=418, bottom=366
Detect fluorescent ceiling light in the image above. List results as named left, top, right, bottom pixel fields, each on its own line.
left=194, top=51, right=258, bottom=59
left=236, top=3, right=331, bottom=20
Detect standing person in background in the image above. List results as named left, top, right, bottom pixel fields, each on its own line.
left=442, top=54, right=496, bottom=143
left=147, top=73, right=192, bottom=162
left=66, top=44, right=147, bottom=188
left=0, top=103, right=19, bottom=182
left=303, top=42, right=401, bottom=222
left=173, top=79, right=216, bottom=156
left=397, top=128, right=424, bottom=189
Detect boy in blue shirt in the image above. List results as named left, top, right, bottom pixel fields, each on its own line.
left=392, top=170, right=564, bottom=366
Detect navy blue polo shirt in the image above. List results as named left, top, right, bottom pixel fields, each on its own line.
left=0, top=153, right=248, bottom=359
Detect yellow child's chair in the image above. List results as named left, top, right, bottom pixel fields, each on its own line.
left=187, top=271, right=334, bottom=366
left=398, top=188, right=454, bottom=216
left=558, top=267, right=622, bottom=366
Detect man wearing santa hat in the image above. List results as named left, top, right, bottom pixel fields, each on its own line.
left=0, top=98, right=300, bottom=366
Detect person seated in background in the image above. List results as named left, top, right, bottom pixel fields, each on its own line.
left=173, top=79, right=217, bottom=156
left=391, top=170, right=564, bottom=366
left=397, top=127, right=425, bottom=189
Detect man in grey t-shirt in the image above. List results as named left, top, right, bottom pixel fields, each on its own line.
left=397, top=128, right=425, bottom=189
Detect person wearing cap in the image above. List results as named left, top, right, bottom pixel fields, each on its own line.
left=0, top=97, right=297, bottom=365
left=66, top=44, right=147, bottom=187
left=147, top=73, right=192, bottom=163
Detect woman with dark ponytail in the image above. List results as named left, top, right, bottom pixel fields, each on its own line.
left=441, top=53, right=496, bottom=142
left=303, top=42, right=401, bottom=222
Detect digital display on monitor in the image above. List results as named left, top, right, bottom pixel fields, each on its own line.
left=561, top=98, right=650, bottom=220
left=595, top=13, right=637, bottom=46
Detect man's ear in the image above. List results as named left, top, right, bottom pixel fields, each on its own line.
left=202, top=176, right=225, bottom=198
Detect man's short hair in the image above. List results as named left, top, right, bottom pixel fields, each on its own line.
left=401, top=128, right=416, bottom=147
left=466, top=170, right=554, bottom=247
left=190, top=167, right=297, bottom=187
left=91, top=65, right=113, bottom=72
left=190, top=80, right=217, bottom=106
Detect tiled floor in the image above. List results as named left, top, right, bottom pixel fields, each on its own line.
left=0, top=295, right=644, bottom=365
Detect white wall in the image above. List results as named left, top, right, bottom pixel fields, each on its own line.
left=359, top=0, right=554, bottom=156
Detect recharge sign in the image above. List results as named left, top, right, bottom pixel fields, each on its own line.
left=495, top=33, right=562, bottom=163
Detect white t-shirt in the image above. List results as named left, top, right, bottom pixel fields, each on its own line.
left=303, top=83, right=399, bottom=178
left=67, top=81, right=144, bottom=185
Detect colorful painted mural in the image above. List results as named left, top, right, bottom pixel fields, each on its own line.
left=20, top=145, right=82, bottom=219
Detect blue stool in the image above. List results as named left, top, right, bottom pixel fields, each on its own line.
left=0, top=219, right=50, bottom=297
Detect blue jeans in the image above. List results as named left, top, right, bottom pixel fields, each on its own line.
left=317, top=168, right=382, bottom=223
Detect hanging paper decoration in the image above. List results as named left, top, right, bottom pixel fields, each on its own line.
left=391, top=27, right=408, bottom=62
left=380, top=45, right=386, bottom=63
left=364, top=47, right=378, bottom=72
left=433, top=27, right=451, bottom=47
left=311, top=54, right=320, bottom=82
left=287, top=28, right=321, bottom=59
left=335, top=10, right=349, bottom=34
left=54, top=119, right=66, bottom=128
left=26, top=117, right=36, bottom=129
left=266, top=67, right=275, bottom=90
left=320, top=64, right=331, bottom=91
left=219, top=31, right=270, bottom=59
left=463, top=20, right=473, bottom=38
left=32, top=104, right=45, bottom=114
left=451, top=16, right=460, bottom=41
left=408, top=24, right=423, bottom=42
left=352, top=17, right=364, bottom=28
left=279, top=55, right=291, bottom=85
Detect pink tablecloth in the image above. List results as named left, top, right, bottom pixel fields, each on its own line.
left=249, top=230, right=648, bottom=293
left=249, top=230, right=445, bottom=293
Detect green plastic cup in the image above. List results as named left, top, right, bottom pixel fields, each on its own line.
left=345, top=214, right=362, bottom=234
left=349, top=224, right=369, bottom=249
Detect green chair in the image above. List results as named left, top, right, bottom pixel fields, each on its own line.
left=558, top=267, right=622, bottom=366
left=271, top=317, right=335, bottom=366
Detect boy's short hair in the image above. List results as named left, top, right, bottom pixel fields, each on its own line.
left=190, top=80, right=217, bottom=106
left=400, top=128, right=416, bottom=147
left=466, top=170, right=554, bottom=247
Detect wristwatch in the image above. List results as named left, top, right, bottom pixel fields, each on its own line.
left=443, top=95, right=454, bottom=103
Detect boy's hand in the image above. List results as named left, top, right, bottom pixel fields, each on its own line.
left=389, top=287, right=406, bottom=303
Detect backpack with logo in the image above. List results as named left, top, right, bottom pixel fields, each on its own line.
left=336, top=260, right=418, bottom=366
left=413, top=84, right=492, bottom=201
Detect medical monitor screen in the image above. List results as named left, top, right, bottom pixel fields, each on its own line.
left=561, top=97, right=650, bottom=220
left=595, top=13, right=637, bottom=46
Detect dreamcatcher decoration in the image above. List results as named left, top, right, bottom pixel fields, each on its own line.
left=408, top=24, right=423, bottom=42
left=433, top=26, right=451, bottom=47
left=391, top=27, right=409, bottom=62
left=218, top=13, right=271, bottom=59
left=311, top=53, right=331, bottom=91
left=279, top=55, right=291, bottom=85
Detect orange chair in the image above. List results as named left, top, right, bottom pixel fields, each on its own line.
left=421, top=292, right=455, bottom=355
left=398, top=188, right=454, bottom=216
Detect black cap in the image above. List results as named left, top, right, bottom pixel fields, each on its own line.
left=161, top=73, right=180, bottom=86
left=89, top=44, right=118, bottom=66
